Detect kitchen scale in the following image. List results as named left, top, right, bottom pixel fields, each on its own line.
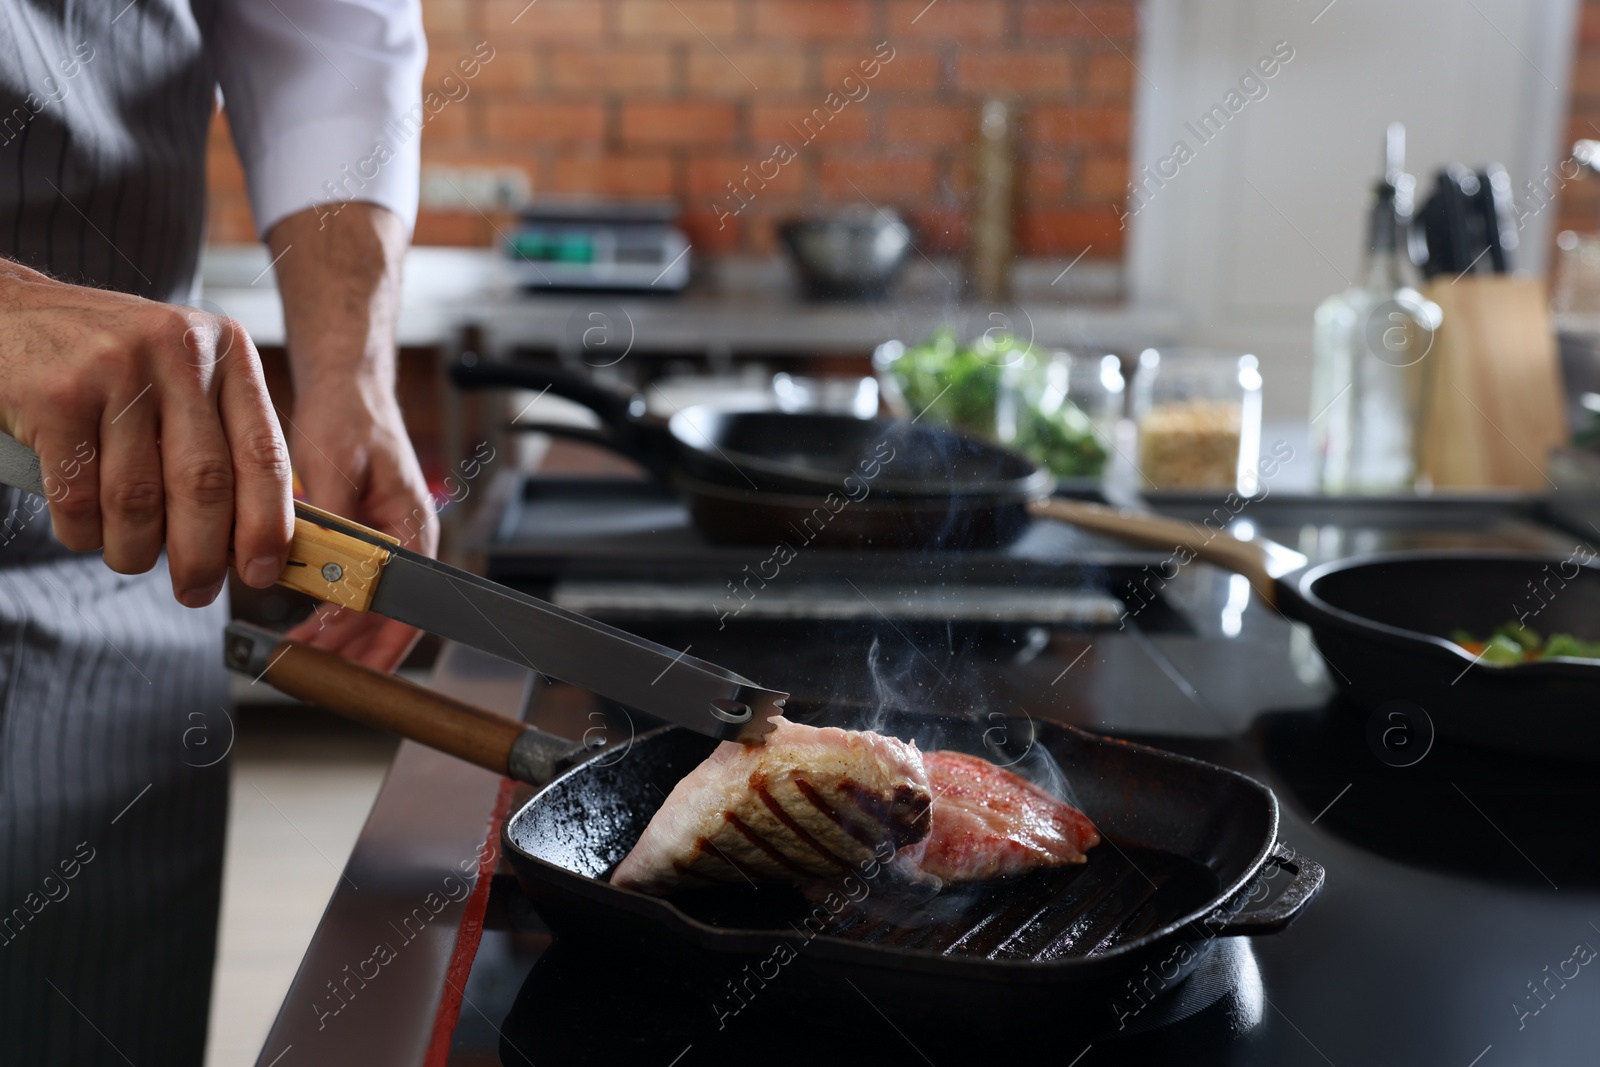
left=504, top=200, right=691, bottom=292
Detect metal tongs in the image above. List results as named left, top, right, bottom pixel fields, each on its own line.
left=0, top=431, right=787, bottom=748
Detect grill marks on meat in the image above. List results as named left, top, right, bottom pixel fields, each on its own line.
left=918, top=750, right=1100, bottom=882
left=611, top=718, right=931, bottom=894
left=610, top=720, right=1100, bottom=896
left=797, top=778, right=931, bottom=853
left=755, top=781, right=854, bottom=871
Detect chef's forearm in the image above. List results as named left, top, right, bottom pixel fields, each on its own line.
left=265, top=201, right=406, bottom=400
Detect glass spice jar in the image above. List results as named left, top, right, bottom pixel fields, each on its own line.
left=1132, top=349, right=1264, bottom=494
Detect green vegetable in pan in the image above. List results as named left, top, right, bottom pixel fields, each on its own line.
left=1450, top=622, right=1600, bottom=663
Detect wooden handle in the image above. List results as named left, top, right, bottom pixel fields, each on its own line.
left=0, top=437, right=398, bottom=612
left=262, top=638, right=528, bottom=776
left=1027, top=498, right=1279, bottom=609
left=273, top=503, right=400, bottom=612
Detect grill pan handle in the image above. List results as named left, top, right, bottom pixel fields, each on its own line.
left=223, top=621, right=590, bottom=786
left=1211, top=845, right=1325, bottom=937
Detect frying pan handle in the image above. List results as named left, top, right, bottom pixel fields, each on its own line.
left=1211, top=845, right=1325, bottom=937
left=223, top=622, right=589, bottom=787
left=1027, top=498, right=1282, bottom=609
left=451, top=358, right=676, bottom=477
left=452, top=357, right=645, bottom=428
left=504, top=421, right=673, bottom=480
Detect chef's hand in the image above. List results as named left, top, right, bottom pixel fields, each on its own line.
left=0, top=257, right=293, bottom=605
left=283, top=389, right=438, bottom=670
left=268, top=202, right=438, bottom=673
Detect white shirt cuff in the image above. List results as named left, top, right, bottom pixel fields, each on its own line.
left=212, top=0, right=426, bottom=239
left=246, top=113, right=422, bottom=238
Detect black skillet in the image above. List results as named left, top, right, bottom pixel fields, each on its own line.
left=238, top=628, right=1322, bottom=1023
left=1034, top=499, right=1600, bottom=761
left=451, top=359, right=1053, bottom=549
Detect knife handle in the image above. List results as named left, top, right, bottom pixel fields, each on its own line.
left=224, top=622, right=588, bottom=786
left=278, top=501, right=400, bottom=612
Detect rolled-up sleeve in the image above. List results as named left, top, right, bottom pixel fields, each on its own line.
left=211, top=0, right=426, bottom=237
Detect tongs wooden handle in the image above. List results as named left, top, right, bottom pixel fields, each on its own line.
left=273, top=501, right=399, bottom=612
left=0, top=423, right=396, bottom=612
left=224, top=622, right=589, bottom=786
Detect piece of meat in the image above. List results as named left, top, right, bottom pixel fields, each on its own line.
left=917, top=750, right=1100, bottom=882
left=611, top=718, right=932, bottom=895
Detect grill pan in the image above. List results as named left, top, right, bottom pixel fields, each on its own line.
left=503, top=706, right=1322, bottom=1023
left=228, top=633, right=1321, bottom=1026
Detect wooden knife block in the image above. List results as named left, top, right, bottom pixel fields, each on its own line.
left=1415, top=276, right=1568, bottom=490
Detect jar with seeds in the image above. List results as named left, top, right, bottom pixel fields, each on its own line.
left=1131, top=349, right=1263, bottom=494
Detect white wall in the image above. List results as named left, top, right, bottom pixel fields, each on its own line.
left=1126, top=0, right=1579, bottom=422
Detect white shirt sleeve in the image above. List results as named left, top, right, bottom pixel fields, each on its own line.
left=210, top=0, right=426, bottom=238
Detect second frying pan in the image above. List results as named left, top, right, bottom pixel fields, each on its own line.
left=1034, top=499, right=1600, bottom=761
left=451, top=359, right=1053, bottom=549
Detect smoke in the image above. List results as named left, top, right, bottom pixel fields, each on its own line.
left=1016, top=743, right=1084, bottom=810
left=855, top=626, right=1087, bottom=815
left=861, top=634, right=927, bottom=734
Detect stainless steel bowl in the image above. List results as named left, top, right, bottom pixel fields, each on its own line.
left=778, top=210, right=913, bottom=301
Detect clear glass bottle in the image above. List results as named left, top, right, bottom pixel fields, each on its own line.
left=1309, top=124, right=1442, bottom=494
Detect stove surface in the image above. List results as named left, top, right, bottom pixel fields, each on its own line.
left=433, top=484, right=1598, bottom=1067
left=475, top=475, right=1163, bottom=584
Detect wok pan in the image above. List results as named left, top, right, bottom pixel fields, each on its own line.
left=230, top=624, right=1322, bottom=1024
left=451, top=359, right=1053, bottom=549
left=1033, top=499, right=1600, bottom=761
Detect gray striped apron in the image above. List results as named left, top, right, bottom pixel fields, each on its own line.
left=1, top=3, right=231, bottom=1064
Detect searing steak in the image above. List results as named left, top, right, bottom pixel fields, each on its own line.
left=610, top=718, right=932, bottom=894
left=919, top=749, right=1100, bottom=882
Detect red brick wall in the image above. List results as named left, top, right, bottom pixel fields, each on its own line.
left=205, top=0, right=1138, bottom=261
left=1560, top=1, right=1600, bottom=235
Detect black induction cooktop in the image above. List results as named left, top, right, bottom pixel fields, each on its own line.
left=473, top=475, right=1162, bottom=585
left=432, top=481, right=1600, bottom=1067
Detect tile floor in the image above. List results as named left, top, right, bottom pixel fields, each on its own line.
left=202, top=706, right=398, bottom=1067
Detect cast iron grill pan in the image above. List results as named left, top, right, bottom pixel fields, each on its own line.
left=503, top=709, right=1321, bottom=1015
left=661, top=839, right=1217, bottom=963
